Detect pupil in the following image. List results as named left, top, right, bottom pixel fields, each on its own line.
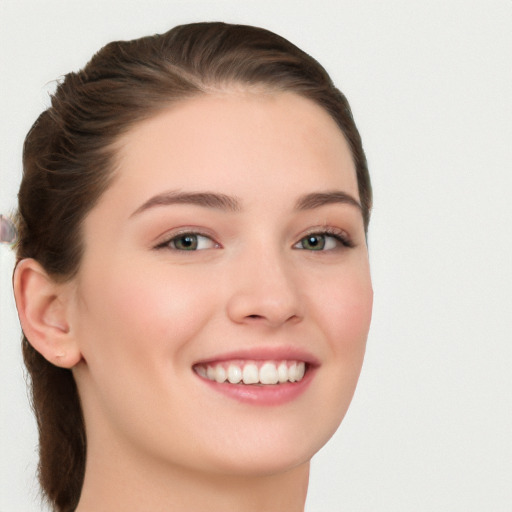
left=304, top=235, right=325, bottom=250
left=177, top=235, right=197, bottom=250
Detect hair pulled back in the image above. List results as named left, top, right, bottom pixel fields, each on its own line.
left=16, top=21, right=371, bottom=512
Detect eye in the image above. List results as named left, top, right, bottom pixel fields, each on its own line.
left=293, top=230, right=353, bottom=251
left=157, top=232, right=218, bottom=251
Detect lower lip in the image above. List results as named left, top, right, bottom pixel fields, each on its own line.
left=195, top=366, right=316, bottom=406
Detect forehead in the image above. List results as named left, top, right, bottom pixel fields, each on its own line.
left=103, top=91, right=358, bottom=215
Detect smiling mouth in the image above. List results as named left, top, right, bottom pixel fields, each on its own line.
left=193, top=360, right=307, bottom=385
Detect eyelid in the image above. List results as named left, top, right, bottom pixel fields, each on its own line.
left=153, top=228, right=221, bottom=250
left=293, top=226, right=354, bottom=250
left=152, top=225, right=354, bottom=251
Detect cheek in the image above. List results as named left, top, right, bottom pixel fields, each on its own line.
left=72, top=262, right=220, bottom=454
left=317, top=264, right=373, bottom=353
left=298, top=265, right=372, bottom=446
left=313, top=261, right=372, bottom=396
left=75, top=261, right=217, bottom=368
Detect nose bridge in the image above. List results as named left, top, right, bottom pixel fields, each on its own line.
left=226, top=238, right=303, bottom=327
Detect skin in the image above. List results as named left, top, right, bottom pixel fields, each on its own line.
left=16, top=91, right=373, bottom=512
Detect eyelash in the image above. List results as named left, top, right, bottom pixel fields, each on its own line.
left=293, top=227, right=354, bottom=251
left=154, top=229, right=219, bottom=251
left=154, top=227, right=354, bottom=252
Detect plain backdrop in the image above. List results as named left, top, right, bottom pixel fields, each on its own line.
left=1, top=1, right=511, bottom=511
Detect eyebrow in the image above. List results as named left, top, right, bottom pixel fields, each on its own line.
left=130, top=189, right=362, bottom=218
left=130, top=190, right=242, bottom=217
left=294, top=191, right=362, bottom=212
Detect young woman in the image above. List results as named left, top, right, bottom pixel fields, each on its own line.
left=13, top=22, right=373, bottom=512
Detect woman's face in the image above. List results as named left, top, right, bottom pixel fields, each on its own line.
left=70, top=91, right=373, bottom=477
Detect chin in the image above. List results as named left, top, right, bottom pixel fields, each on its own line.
left=189, top=415, right=341, bottom=479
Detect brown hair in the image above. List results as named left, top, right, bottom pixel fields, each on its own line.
left=15, top=21, right=371, bottom=512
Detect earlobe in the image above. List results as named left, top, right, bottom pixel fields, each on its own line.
left=13, top=258, right=82, bottom=369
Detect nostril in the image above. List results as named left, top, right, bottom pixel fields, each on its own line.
left=227, top=292, right=303, bottom=327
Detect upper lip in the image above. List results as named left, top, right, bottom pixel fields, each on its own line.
left=192, top=346, right=320, bottom=367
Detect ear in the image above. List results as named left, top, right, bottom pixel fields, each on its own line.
left=13, top=258, right=82, bottom=368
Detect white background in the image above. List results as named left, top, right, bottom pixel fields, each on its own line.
left=1, top=1, right=511, bottom=511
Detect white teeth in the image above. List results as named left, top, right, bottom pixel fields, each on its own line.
left=227, top=364, right=242, bottom=384
left=259, top=362, right=279, bottom=385
left=207, top=366, right=216, bottom=380
left=277, top=362, right=288, bottom=383
left=288, top=362, right=297, bottom=382
left=214, top=365, right=226, bottom=383
left=198, top=360, right=308, bottom=385
left=242, top=363, right=259, bottom=384
left=290, top=362, right=306, bottom=382
left=296, top=362, right=306, bottom=381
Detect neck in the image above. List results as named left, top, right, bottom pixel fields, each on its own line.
left=75, top=443, right=310, bottom=512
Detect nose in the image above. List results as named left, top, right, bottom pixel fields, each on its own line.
left=225, top=247, right=304, bottom=328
